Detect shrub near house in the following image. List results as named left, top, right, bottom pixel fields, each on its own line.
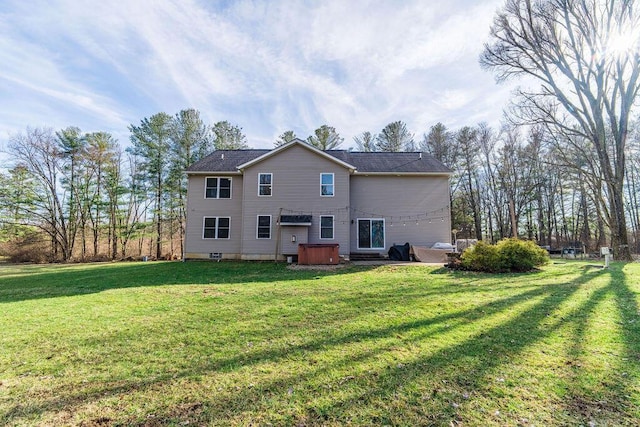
left=460, top=238, right=549, bottom=272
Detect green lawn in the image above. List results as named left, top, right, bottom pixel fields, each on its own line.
left=0, top=260, right=639, bottom=426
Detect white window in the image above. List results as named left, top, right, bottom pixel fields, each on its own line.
left=258, top=173, right=272, bottom=196
left=320, top=173, right=334, bottom=197
left=205, top=177, right=232, bottom=199
left=320, top=215, right=334, bottom=239
left=257, top=215, right=271, bottom=239
left=357, top=219, right=385, bottom=249
left=203, top=217, right=230, bottom=239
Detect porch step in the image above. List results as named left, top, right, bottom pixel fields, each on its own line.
left=349, top=252, right=386, bottom=261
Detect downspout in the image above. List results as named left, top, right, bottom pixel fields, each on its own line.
left=274, top=207, right=282, bottom=262
left=238, top=167, right=245, bottom=260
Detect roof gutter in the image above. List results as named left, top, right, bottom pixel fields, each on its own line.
left=185, top=170, right=243, bottom=176
left=351, top=171, right=453, bottom=177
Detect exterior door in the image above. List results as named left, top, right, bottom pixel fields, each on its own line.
left=357, top=219, right=385, bottom=250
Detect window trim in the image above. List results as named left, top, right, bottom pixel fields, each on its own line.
left=256, top=215, right=272, bottom=239
left=356, top=218, right=386, bottom=250
left=319, top=215, right=334, bottom=240
left=258, top=173, right=273, bottom=197
left=202, top=216, right=231, bottom=240
left=204, top=176, right=232, bottom=199
left=320, top=173, right=335, bottom=197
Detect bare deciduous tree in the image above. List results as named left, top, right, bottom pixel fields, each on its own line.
left=481, top=0, right=640, bottom=259
left=8, top=128, right=74, bottom=260
left=457, top=126, right=482, bottom=240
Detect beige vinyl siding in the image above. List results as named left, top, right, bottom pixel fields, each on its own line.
left=241, top=144, right=350, bottom=257
left=184, top=174, right=243, bottom=258
left=349, top=175, right=451, bottom=253
left=280, top=226, right=309, bottom=255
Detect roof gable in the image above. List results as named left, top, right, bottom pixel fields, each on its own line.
left=236, top=139, right=356, bottom=171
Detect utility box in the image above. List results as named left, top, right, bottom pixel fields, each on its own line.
left=601, top=247, right=612, bottom=268
left=298, top=243, right=340, bottom=265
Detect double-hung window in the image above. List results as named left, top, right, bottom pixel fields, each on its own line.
left=320, top=173, right=334, bottom=196
left=257, top=215, right=271, bottom=239
left=203, top=217, right=230, bottom=239
left=320, top=215, right=334, bottom=239
left=258, top=173, right=272, bottom=196
left=205, top=177, right=231, bottom=199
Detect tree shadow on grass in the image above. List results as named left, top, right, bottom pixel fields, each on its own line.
left=181, top=263, right=634, bottom=425
left=0, top=261, right=375, bottom=304
left=296, top=268, right=596, bottom=425
left=0, top=259, right=544, bottom=305
left=2, top=263, right=599, bottom=425
left=612, top=265, right=640, bottom=418
left=559, top=264, right=640, bottom=424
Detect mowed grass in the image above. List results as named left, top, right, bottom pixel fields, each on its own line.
left=0, top=261, right=639, bottom=426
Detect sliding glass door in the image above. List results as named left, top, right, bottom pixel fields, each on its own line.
left=357, top=219, right=385, bottom=249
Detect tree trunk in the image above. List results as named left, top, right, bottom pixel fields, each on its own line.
left=626, top=164, right=640, bottom=253
left=537, top=189, right=546, bottom=245
left=579, top=190, right=591, bottom=252
left=111, top=209, right=118, bottom=260
left=509, top=199, right=518, bottom=238
left=156, top=170, right=162, bottom=259
left=466, top=173, right=482, bottom=240
left=608, top=182, right=631, bottom=260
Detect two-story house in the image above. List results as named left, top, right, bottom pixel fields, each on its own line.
left=184, top=139, right=452, bottom=261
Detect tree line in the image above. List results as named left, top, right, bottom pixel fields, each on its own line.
left=0, top=114, right=421, bottom=262
left=0, top=112, right=247, bottom=262
left=1, top=113, right=638, bottom=262
left=423, top=121, right=640, bottom=258
left=275, top=120, right=415, bottom=152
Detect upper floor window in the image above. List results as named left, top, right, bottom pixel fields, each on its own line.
left=203, top=216, right=230, bottom=239
left=320, top=173, right=334, bottom=197
left=320, top=215, right=334, bottom=239
left=258, top=173, right=272, bottom=196
left=205, top=177, right=231, bottom=199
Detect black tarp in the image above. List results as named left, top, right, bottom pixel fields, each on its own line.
left=388, top=242, right=410, bottom=261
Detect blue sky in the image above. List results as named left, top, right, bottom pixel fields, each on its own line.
left=0, top=0, right=515, bottom=151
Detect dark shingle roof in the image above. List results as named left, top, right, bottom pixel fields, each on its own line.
left=187, top=150, right=269, bottom=173
left=187, top=147, right=451, bottom=174
left=327, top=151, right=451, bottom=173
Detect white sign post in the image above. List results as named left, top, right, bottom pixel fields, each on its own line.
left=601, top=247, right=611, bottom=268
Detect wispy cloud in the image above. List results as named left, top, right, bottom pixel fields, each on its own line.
left=0, top=0, right=512, bottom=149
